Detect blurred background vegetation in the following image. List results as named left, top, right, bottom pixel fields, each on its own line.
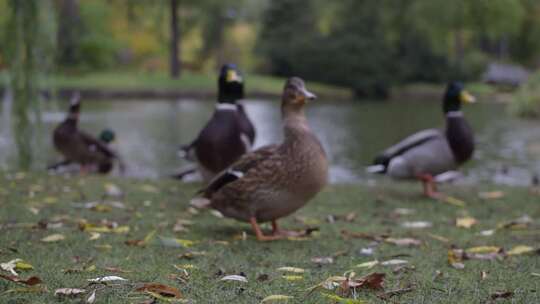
left=1, top=0, right=539, bottom=96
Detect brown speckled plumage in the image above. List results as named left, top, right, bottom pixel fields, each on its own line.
left=199, top=78, right=328, bottom=239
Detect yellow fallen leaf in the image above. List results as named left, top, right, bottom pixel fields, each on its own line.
left=277, top=267, right=305, bottom=273
left=15, top=261, right=33, bottom=271
left=427, top=233, right=450, bottom=243
left=456, top=216, right=477, bottom=228
left=89, top=232, right=101, bottom=241
left=143, top=230, right=158, bottom=244
left=141, top=184, right=159, bottom=193
left=174, top=264, right=197, bottom=270
left=282, top=275, right=303, bottom=281
left=158, top=236, right=196, bottom=248
left=355, top=260, right=379, bottom=269
left=507, top=245, right=535, bottom=256
left=41, top=234, right=65, bottom=242
left=321, top=293, right=367, bottom=303
left=466, top=246, right=501, bottom=254
left=260, top=295, right=293, bottom=303
left=44, top=197, right=58, bottom=204
left=478, top=191, right=505, bottom=200
left=444, top=196, right=466, bottom=207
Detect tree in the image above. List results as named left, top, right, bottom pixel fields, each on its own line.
left=5, top=0, right=56, bottom=169
left=170, top=0, right=180, bottom=78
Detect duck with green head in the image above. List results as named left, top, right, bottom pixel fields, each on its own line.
left=50, top=93, right=124, bottom=174
left=368, top=82, right=476, bottom=198
left=197, top=77, right=328, bottom=241
left=178, top=64, right=256, bottom=181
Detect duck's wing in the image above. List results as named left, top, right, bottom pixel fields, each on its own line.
left=79, top=131, right=117, bottom=158
left=373, top=129, right=442, bottom=168
left=199, top=144, right=279, bottom=198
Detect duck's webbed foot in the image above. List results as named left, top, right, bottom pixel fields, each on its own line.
left=250, top=217, right=284, bottom=241
left=271, top=220, right=305, bottom=237
left=417, top=173, right=444, bottom=199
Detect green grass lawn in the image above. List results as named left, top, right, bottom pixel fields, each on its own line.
left=49, top=70, right=352, bottom=99
left=0, top=173, right=539, bottom=303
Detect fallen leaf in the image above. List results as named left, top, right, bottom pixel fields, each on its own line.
left=87, top=290, right=96, bottom=303
left=491, top=291, right=513, bottom=299
left=125, top=230, right=157, bottom=247
left=443, top=196, right=466, bottom=207
left=392, top=208, right=415, bottom=216
left=401, top=221, right=432, bottom=229
left=448, top=249, right=465, bottom=269
left=340, top=230, right=386, bottom=241
left=54, top=288, right=86, bottom=297
left=385, top=237, right=421, bottom=247
left=220, top=275, right=248, bottom=283
left=479, top=230, right=495, bottom=236
left=136, top=283, right=182, bottom=298
left=380, top=259, right=408, bottom=266
left=456, top=216, right=477, bottom=228
left=41, top=233, right=65, bottom=242
left=277, top=267, right=305, bottom=273
left=427, top=233, right=450, bottom=243
left=355, top=260, right=379, bottom=269
left=498, top=215, right=533, bottom=230
left=158, top=236, right=196, bottom=248
left=141, top=184, right=159, bottom=193
left=282, top=275, right=303, bottom=281
left=260, top=295, right=293, bottom=303
left=507, top=245, right=535, bottom=256
left=104, top=183, right=123, bottom=197
left=311, top=257, right=334, bottom=264
left=478, top=191, right=504, bottom=200
left=88, top=276, right=128, bottom=283
left=189, top=198, right=210, bottom=209
left=178, top=251, right=207, bottom=260
left=466, top=246, right=501, bottom=254
left=0, top=274, right=42, bottom=285
left=321, top=292, right=367, bottom=303
left=481, top=271, right=488, bottom=280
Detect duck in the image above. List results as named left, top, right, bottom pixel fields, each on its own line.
left=196, top=77, right=328, bottom=241
left=367, top=82, right=476, bottom=198
left=51, top=93, right=124, bottom=174
left=177, top=64, right=255, bottom=181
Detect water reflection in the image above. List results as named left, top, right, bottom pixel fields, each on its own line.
left=0, top=97, right=539, bottom=185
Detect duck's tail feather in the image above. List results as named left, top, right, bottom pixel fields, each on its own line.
left=366, top=164, right=386, bottom=174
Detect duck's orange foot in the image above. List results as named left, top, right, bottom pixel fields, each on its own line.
left=250, top=217, right=285, bottom=241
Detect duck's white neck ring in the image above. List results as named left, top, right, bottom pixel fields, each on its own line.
left=216, top=103, right=238, bottom=111
left=446, top=111, right=463, bottom=118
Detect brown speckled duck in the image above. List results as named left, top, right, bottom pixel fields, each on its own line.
left=178, top=64, right=255, bottom=181
left=197, top=77, right=328, bottom=241
left=52, top=93, right=123, bottom=174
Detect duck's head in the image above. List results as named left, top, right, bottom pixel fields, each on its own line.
left=281, top=77, right=316, bottom=115
left=67, top=91, right=81, bottom=120
left=218, top=64, right=244, bottom=103
left=99, top=129, right=116, bottom=144
left=443, top=82, right=476, bottom=113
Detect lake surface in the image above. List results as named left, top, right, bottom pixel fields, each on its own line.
left=1, top=96, right=539, bottom=186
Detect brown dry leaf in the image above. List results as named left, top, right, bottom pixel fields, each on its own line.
left=125, top=230, right=157, bottom=247
left=497, top=215, right=532, bottom=230
left=340, top=230, right=387, bottom=241
left=136, top=283, right=182, bottom=298
left=478, top=191, right=505, bottom=200
left=178, top=251, right=207, bottom=260
left=456, top=216, right=477, bottom=228
left=491, top=291, right=513, bottom=299
left=385, top=237, right=421, bottom=247
left=0, top=274, right=42, bottom=286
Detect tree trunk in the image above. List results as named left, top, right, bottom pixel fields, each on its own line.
left=170, top=0, right=180, bottom=78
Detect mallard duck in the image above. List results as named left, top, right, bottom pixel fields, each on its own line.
left=367, top=82, right=475, bottom=198
left=197, top=77, right=328, bottom=241
left=178, top=64, right=256, bottom=181
left=51, top=93, right=124, bottom=174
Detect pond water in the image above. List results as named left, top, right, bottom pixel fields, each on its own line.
left=1, top=96, right=539, bottom=186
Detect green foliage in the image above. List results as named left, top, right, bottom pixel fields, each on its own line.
left=510, top=71, right=540, bottom=118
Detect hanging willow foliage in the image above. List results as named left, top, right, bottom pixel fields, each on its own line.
left=6, top=0, right=56, bottom=169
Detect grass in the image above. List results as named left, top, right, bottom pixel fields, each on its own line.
left=49, top=70, right=352, bottom=99
left=509, top=71, right=540, bottom=118
left=0, top=172, right=539, bottom=303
